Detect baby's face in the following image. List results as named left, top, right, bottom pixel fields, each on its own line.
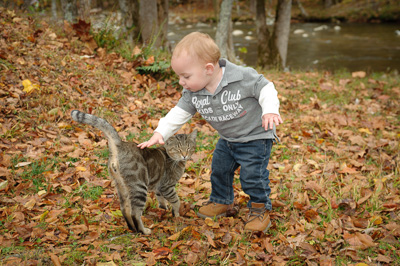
left=171, top=52, right=209, bottom=92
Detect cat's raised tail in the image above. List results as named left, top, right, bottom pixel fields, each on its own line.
left=71, top=110, right=123, bottom=150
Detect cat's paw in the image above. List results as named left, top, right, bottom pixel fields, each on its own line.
left=141, top=228, right=152, bottom=235
left=158, top=204, right=168, bottom=210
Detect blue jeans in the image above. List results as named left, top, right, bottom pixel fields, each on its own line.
left=209, top=138, right=273, bottom=210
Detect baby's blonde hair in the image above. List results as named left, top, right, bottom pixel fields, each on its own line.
left=172, top=32, right=221, bottom=64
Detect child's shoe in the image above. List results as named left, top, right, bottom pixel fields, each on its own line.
left=197, top=201, right=232, bottom=219
left=244, top=202, right=271, bottom=233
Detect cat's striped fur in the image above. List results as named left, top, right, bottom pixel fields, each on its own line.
left=71, top=110, right=197, bottom=234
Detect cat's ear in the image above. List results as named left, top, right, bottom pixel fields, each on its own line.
left=189, top=129, right=197, bottom=141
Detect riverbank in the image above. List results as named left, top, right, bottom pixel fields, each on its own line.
left=170, top=0, right=400, bottom=23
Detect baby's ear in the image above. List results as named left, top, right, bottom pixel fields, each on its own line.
left=205, top=63, right=214, bottom=74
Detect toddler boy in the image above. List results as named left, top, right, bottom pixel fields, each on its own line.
left=138, top=32, right=282, bottom=233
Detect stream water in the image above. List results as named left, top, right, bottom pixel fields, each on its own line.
left=167, top=22, right=400, bottom=72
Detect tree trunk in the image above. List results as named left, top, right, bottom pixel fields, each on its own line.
left=255, top=0, right=271, bottom=68
left=51, top=0, right=61, bottom=20
left=268, top=0, right=291, bottom=69
left=119, top=0, right=140, bottom=43
left=215, top=0, right=237, bottom=62
left=296, top=0, right=308, bottom=17
left=139, top=0, right=158, bottom=46
left=95, top=0, right=104, bottom=9
left=77, top=0, right=91, bottom=22
left=324, top=0, right=333, bottom=8
left=212, top=0, right=219, bottom=21
left=157, top=0, right=169, bottom=48
left=249, top=0, right=257, bottom=15
left=61, top=0, right=78, bottom=23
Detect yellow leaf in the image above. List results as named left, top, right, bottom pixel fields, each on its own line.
left=48, top=107, right=59, bottom=115
left=40, top=210, right=49, bottom=221
left=358, top=128, right=372, bottom=134
left=111, top=210, right=123, bottom=217
left=371, top=216, right=383, bottom=225
left=0, top=180, right=8, bottom=191
left=24, top=198, right=36, bottom=210
left=168, top=231, right=181, bottom=241
left=38, top=190, right=47, bottom=196
left=293, top=163, right=303, bottom=172
left=57, top=122, right=72, bottom=129
left=204, top=218, right=214, bottom=227
left=76, top=166, right=86, bottom=172
left=22, top=79, right=32, bottom=87
left=22, top=79, right=40, bottom=94
left=306, top=159, right=319, bottom=169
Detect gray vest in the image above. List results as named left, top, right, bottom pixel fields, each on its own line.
left=177, top=59, right=278, bottom=143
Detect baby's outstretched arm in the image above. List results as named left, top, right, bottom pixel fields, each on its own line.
left=137, top=132, right=165, bottom=149
left=262, top=113, right=283, bottom=131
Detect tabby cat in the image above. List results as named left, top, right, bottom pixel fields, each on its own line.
left=71, top=110, right=197, bottom=234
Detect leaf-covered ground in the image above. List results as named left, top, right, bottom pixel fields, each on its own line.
left=1, top=7, right=400, bottom=266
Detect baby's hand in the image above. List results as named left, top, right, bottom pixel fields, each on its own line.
left=262, top=113, right=283, bottom=130
left=137, top=132, right=165, bottom=149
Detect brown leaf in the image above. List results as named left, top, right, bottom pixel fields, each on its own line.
left=145, top=252, right=156, bottom=266
left=352, top=71, right=366, bottom=78
left=304, top=181, right=322, bottom=193
left=293, top=202, right=305, bottom=210
left=234, top=250, right=247, bottom=265
left=304, top=209, right=321, bottom=223
left=375, top=254, right=393, bottom=263
left=352, top=217, right=368, bottom=228
left=72, top=19, right=91, bottom=38
left=144, top=56, right=155, bottom=65
left=153, top=247, right=172, bottom=258
left=344, top=232, right=376, bottom=250
left=221, top=232, right=232, bottom=245
left=185, top=251, right=199, bottom=265
left=264, top=240, right=274, bottom=254
left=300, top=242, right=317, bottom=253
left=49, top=253, right=61, bottom=266
left=357, top=192, right=372, bottom=205
left=385, top=222, right=400, bottom=236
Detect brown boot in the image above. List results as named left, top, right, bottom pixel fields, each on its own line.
left=244, top=202, right=271, bottom=233
left=197, top=201, right=232, bottom=219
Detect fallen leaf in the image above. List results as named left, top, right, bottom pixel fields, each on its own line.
left=352, top=71, right=366, bottom=78
left=49, top=253, right=61, bottom=266
left=22, top=79, right=40, bottom=94
left=15, top=162, right=32, bottom=167
left=0, top=180, right=8, bottom=191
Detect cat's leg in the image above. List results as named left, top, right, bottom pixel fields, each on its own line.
left=118, top=183, right=151, bottom=234
left=159, top=186, right=180, bottom=217
left=121, top=206, right=136, bottom=232
left=117, top=191, right=137, bottom=232
left=156, top=192, right=168, bottom=210
left=131, top=206, right=151, bottom=235
left=129, top=189, right=152, bottom=235
left=115, top=186, right=137, bottom=232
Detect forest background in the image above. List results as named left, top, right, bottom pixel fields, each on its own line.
left=0, top=0, right=399, bottom=265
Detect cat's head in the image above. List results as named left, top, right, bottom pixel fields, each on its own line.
left=165, top=130, right=197, bottom=161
